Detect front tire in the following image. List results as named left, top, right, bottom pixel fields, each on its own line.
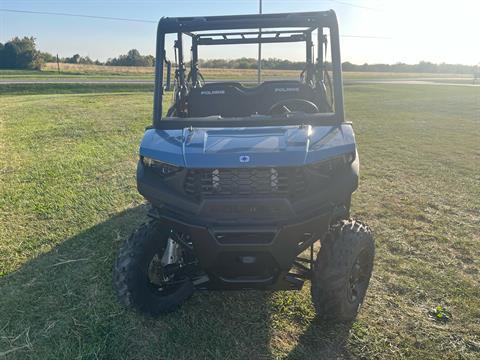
left=114, top=220, right=194, bottom=316
left=311, top=219, right=374, bottom=322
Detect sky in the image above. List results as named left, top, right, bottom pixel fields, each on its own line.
left=0, top=0, right=478, bottom=65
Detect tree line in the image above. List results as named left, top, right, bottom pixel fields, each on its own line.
left=59, top=49, right=155, bottom=66
left=0, top=37, right=45, bottom=69
left=200, top=58, right=478, bottom=74
left=0, top=36, right=477, bottom=74
left=0, top=37, right=155, bottom=69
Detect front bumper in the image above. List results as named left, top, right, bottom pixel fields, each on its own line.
left=155, top=208, right=333, bottom=289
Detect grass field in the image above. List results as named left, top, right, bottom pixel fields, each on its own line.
left=0, top=81, right=479, bottom=359
left=2, top=65, right=304, bottom=80
left=1, top=64, right=475, bottom=83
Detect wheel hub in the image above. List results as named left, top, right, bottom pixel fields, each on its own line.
left=147, top=254, right=168, bottom=286
left=147, top=234, right=191, bottom=291
left=347, top=249, right=370, bottom=303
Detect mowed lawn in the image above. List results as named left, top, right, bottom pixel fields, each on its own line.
left=0, top=83, right=479, bottom=359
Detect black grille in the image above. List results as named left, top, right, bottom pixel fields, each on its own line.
left=184, top=167, right=306, bottom=198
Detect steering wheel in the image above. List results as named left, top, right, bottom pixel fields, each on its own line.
left=268, top=99, right=319, bottom=115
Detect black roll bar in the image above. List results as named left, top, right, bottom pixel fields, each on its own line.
left=196, top=34, right=306, bottom=46
left=153, top=10, right=344, bottom=127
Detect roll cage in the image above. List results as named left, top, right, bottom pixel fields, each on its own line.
left=153, top=10, right=344, bottom=129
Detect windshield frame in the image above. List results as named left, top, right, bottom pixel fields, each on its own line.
left=153, top=10, right=344, bottom=129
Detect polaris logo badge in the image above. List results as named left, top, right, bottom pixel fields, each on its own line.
left=239, top=155, right=250, bottom=163
left=200, top=90, right=226, bottom=95
left=274, top=87, right=300, bottom=93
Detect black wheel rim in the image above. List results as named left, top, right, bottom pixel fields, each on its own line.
left=347, top=249, right=372, bottom=303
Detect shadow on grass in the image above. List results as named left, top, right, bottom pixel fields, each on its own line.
left=0, top=205, right=352, bottom=359
left=286, top=321, right=353, bottom=360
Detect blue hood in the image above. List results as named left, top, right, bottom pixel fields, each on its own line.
left=139, top=124, right=356, bottom=168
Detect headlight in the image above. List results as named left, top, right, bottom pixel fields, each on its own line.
left=308, top=152, right=355, bottom=177
left=141, top=156, right=182, bottom=176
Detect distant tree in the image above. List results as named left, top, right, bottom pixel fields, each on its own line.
left=106, top=49, right=155, bottom=67
left=0, top=37, right=42, bottom=69
left=39, top=51, right=56, bottom=63
left=416, top=61, right=437, bottom=73
left=144, top=55, right=155, bottom=67
left=64, top=54, right=81, bottom=64
left=62, top=54, right=97, bottom=65
left=78, top=56, right=94, bottom=65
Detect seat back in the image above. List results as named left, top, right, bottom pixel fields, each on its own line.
left=187, top=82, right=249, bottom=117
left=187, top=81, right=319, bottom=117
left=254, top=81, right=319, bottom=114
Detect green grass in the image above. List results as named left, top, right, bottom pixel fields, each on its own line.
left=0, top=83, right=153, bottom=96
left=0, top=83, right=479, bottom=359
